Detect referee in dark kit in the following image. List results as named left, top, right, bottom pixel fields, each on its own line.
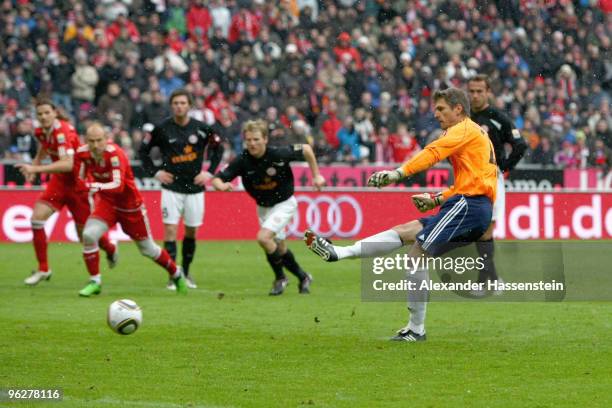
left=468, top=74, right=527, bottom=293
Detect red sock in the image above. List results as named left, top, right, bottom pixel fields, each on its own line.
left=32, top=226, right=49, bottom=272
left=154, top=249, right=178, bottom=277
left=83, top=249, right=100, bottom=277
left=98, top=234, right=115, bottom=256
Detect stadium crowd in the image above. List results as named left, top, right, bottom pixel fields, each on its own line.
left=0, top=0, right=611, bottom=169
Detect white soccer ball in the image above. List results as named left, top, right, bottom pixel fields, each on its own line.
left=107, top=299, right=142, bottom=335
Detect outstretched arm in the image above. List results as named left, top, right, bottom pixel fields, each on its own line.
left=16, top=146, right=73, bottom=178
left=302, top=144, right=326, bottom=191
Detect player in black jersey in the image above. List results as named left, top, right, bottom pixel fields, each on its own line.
left=468, top=75, right=527, bottom=293
left=139, top=89, right=223, bottom=290
left=212, top=119, right=326, bottom=295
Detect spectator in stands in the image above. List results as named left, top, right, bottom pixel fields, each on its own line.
left=143, top=91, right=170, bottom=126
left=159, top=67, right=185, bottom=98
left=337, top=116, right=360, bottom=163
left=49, top=54, right=75, bottom=116
left=97, top=82, right=132, bottom=129
left=317, top=100, right=341, bottom=152
left=71, top=48, right=98, bottom=114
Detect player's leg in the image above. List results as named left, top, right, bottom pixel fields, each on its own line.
left=79, top=217, right=110, bottom=297
left=69, top=192, right=118, bottom=268
left=25, top=176, right=70, bottom=284
left=121, top=206, right=187, bottom=294
left=391, top=241, right=429, bottom=342
left=304, top=221, right=420, bottom=262
left=476, top=223, right=498, bottom=282
left=392, top=197, right=474, bottom=341
left=256, top=197, right=304, bottom=295
left=25, top=200, right=57, bottom=285
left=182, top=226, right=197, bottom=287
left=161, top=189, right=181, bottom=259
left=161, top=189, right=181, bottom=289
left=277, top=239, right=313, bottom=294
left=181, top=192, right=204, bottom=288
left=136, top=238, right=187, bottom=294
left=257, top=228, right=289, bottom=295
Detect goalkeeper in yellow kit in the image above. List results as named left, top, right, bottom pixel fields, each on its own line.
left=305, top=87, right=498, bottom=341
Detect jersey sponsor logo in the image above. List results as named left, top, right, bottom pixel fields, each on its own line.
left=188, top=134, right=198, bottom=144
left=57, top=133, right=65, bottom=144
left=254, top=176, right=278, bottom=190
left=111, top=156, right=120, bottom=167
left=288, top=195, right=363, bottom=238
left=266, top=167, right=277, bottom=176
left=93, top=171, right=111, bottom=179
left=171, top=145, right=197, bottom=164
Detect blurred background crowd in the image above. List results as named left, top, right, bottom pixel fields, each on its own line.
left=0, top=0, right=611, bottom=169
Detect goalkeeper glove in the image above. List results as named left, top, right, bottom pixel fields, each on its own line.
left=367, top=169, right=403, bottom=188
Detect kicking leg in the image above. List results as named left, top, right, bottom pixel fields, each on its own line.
left=304, top=220, right=423, bottom=261
left=25, top=201, right=56, bottom=285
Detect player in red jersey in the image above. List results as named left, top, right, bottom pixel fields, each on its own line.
left=15, top=98, right=116, bottom=285
left=75, top=123, right=187, bottom=296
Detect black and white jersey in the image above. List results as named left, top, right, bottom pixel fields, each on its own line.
left=471, top=107, right=527, bottom=172
left=216, top=145, right=305, bottom=207
left=139, top=117, right=223, bottom=194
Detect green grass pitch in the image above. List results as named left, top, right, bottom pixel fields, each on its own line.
left=0, top=241, right=610, bottom=407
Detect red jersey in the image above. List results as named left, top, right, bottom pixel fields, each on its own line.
left=34, top=119, right=81, bottom=184
left=76, top=143, right=143, bottom=210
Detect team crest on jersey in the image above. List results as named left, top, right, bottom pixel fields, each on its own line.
left=111, top=156, right=120, bottom=167
left=188, top=134, right=198, bottom=144
left=57, top=133, right=65, bottom=143
left=266, top=167, right=277, bottom=176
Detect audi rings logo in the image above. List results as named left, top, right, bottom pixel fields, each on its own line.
left=289, top=195, right=363, bottom=238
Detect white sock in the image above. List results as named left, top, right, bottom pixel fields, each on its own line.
left=335, top=229, right=403, bottom=260
left=90, top=274, right=102, bottom=284
left=407, top=268, right=429, bottom=335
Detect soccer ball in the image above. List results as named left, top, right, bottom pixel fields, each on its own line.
left=107, top=299, right=142, bottom=335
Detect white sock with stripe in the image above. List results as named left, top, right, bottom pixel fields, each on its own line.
left=335, top=229, right=403, bottom=260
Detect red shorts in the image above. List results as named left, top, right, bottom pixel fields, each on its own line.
left=90, top=198, right=152, bottom=241
left=38, top=176, right=90, bottom=226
